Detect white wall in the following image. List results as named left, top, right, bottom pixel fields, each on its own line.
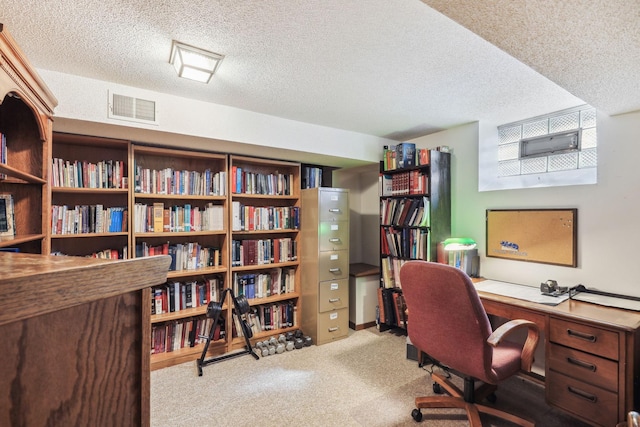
left=334, top=163, right=381, bottom=266
left=40, top=69, right=390, bottom=168
left=410, top=111, right=640, bottom=297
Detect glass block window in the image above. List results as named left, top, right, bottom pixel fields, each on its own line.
left=497, top=105, right=597, bottom=177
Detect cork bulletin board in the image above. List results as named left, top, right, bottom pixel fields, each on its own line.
left=486, top=209, right=577, bottom=267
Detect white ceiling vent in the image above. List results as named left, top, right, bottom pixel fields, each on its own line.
left=108, top=90, right=159, bottom=125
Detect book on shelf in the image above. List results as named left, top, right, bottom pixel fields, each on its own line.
left=153, top=202, right=164, bottom=233
left=0, top=193, right=15, bottom=237
left=395, top=143, right=416, bottom=168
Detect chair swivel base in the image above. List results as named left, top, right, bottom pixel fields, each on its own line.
left=411, top=372, right=535, bottom=427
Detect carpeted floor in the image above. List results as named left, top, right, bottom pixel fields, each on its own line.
left=150, top=327, right=590, bottom=427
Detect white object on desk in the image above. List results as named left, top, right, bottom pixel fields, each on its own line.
left=475, top=279, right=569, bottom=305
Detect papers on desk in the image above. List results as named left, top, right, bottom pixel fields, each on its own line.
left=475, top=280, right=569, bottom=306
left=571, top=292, right=640, bottom=311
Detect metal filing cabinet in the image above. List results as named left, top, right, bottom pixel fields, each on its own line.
left=300, top=187, right=349, bottom=345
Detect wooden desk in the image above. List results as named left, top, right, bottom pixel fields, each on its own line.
left=0, top=253, right=171, bottom=427
left=477, top=288, right=640, bottom=427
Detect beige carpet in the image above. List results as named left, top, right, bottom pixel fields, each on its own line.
left=150, top=327, right=590, bottom=427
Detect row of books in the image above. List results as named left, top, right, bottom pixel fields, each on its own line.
left=151, top=317, right=220, bottom=354
left=377, top=287, right=408, bottom=329
left=231, top=202, right=299, bottom=231
left=381, top=227, right=430, bottom=260
left=379, top=169, right=429, bottom=196
left=234, top=302, right=297, bottom=337
left=51, top=204, right=127, bottom=234
left=231, top=166, right=293, bottom=196
left=382, top=143, right=431, bottom=171
left=51, top=158, right=127, bottom=189
left=135, top=241, right=221, bottom=271
left=380, top=257, right=408, bottom=289
left=231, top=238, right=297, bottom=266
left=134, top=202, right=224, bottom=233
left=380, top=196, right=430, bottom=227
left=50, top=247, right=128, bottom=259
left=231, top=268, right=296, bottom=299
left=152, top=277, right=223, bottom=315
left=0, top=193, right=15, bottom=237
left=134, top=165, right=227, bottom=196
left=302, top=166, right=323, bottom=188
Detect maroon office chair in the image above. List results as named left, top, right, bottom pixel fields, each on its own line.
left=400, top=261, right=540, bottom=427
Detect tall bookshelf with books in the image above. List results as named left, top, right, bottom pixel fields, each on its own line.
left=378, top=146, right=451, bottom=331
left=50, top=132, right=130, bottom=258
left=0, top=24, right=57, bottom=254
left=132, top=144, right=229, bottom=370
left=229, top=155, right=301, bottom=352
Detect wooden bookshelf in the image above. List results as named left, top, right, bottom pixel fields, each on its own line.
left=50, top=132, right=130, bottom=258
left=131, top=144, right=229, bottom=369
left=0, top=24, right=57, bottom=254
left=229, top=155, right=301, bottom=351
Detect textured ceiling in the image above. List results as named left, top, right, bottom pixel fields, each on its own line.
left=421, top=0, right=640, bottom=117
left=1, top=0, right=633, bottom=143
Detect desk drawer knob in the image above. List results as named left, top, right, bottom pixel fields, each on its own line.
left=329, top=298, right=341, bottom=303
left=329, top=268, right=341, bottom=273
left=567, top=386, right=598, bottom=403
left=567, top=357, right=597, bottom=372
left=567, top=329, right=597, bottom=343
left=328, top=326, right=339, bottom=332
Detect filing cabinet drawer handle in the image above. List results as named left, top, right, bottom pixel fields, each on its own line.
left=567, top=329, right=597, bottom=342
left=567, top=357, right=597, bottom=372
left=328, top=208, right=341, bottom=213
left=329, top=268, right=341, bottom=273
left=328, top=326, right=340, bottom=332
left=329, top=238, right=341, bottom=242
left=567, top=386, right=598, bottom=403
left=329, top=298, right=341, bottom=303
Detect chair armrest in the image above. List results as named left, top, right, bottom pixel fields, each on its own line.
left=487, top=319, right=540, bottom=372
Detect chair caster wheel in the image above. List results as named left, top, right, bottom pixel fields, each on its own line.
left=486, top=392, right=497, bottom=403
left=411, top=408, right=423, bottom=422
left=433, top=383, right=443, bottom=394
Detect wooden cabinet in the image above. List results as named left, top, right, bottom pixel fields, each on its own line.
left=0, top=24, right=57, bottom=254
left=229, top=155, right=301, bottom=351
left=132, top=144, right=229, bottom=370
left=479, top=288, right=640, bottom=427
left=300, top=187, right=350, bottom=345
left=547, top=315, right=636, bottom=427
left=0, top=252, right=170, bottom=427
left=50, top=132, right=130, bottom=258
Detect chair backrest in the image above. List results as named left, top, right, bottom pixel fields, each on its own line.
left=400, top=261, right=493, bottom=381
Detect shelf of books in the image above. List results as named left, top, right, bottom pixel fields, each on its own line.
left=50, top=132, right=130, bottom=258
left=229, top=155, right=301, bottom=351
left=378, top=144, right=451, bottom=332
left=132, top=144, right=229, bottom=370
left=0, top=40, right=57, bottom=253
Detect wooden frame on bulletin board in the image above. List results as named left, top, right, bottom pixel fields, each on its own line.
left=486, top=209, right=577, bottom=267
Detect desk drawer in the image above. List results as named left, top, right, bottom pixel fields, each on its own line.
left=549, top=317, right=619, bottom=360
left=548, top=343, right=618, bottom=392
left=318, top=279, right=349, bottom=313
left=547, top=370, right=617, bottom=427
left=317, top=308, right=348, bottom=344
